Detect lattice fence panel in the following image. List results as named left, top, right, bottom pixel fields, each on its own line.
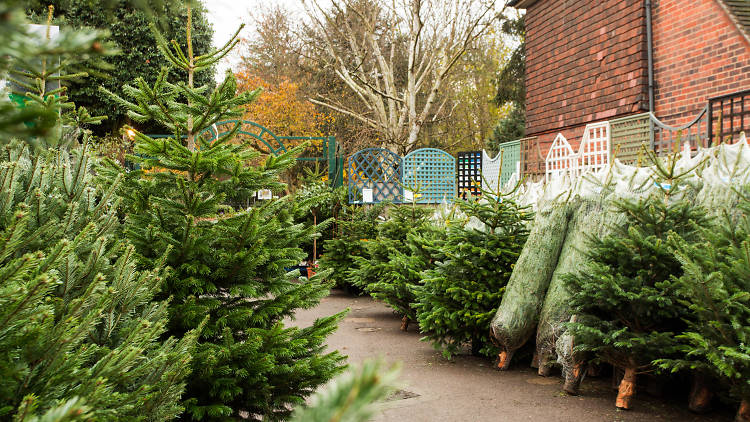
left=545, top=133, right=576, bottom=182
left=500, top=140, right=521, bottom=187
left=403, top=148, right=456, bottom=204
left=482, top=141, right=521, bottom=192
left=578, top=122, right=610, bottom=174
left=610, top=113, right=651, bottom=165
left=520, top=136, right=544, bottom=181
left=347, top=148, right=403, bottom=204
left=457, top=151, right=482, bottom=200
left=481, top=150, right=501, bottom=193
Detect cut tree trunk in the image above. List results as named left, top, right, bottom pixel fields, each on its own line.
left=615, top=367, right=637, bottom=410
left=495, top=350, right=513, bottom=370
left=736, top=398, right=750, bottom=422
left=563, top=362, right=585, bottom=396
left=688, top=374, right=713, bottom=413
left=400, top=316, right=409, bottom=331
left=537, top=354, right=553, bottom=377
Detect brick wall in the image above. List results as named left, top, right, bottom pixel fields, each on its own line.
left=652, top=0, right=750, bottom=127
left=524, top=0, right=649, bottom=137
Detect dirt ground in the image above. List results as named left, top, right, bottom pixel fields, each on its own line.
left=293, top=289, right=734, bottom=422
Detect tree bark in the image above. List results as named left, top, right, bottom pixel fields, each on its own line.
left=400, top=315, right=409, bottom=332
left=615, top=367, right=637, bottom=409
left=537, top=354, right=553, bottom=377
left=495, top=349, right=513, bottom=370
left=736, top=399, right=750, bottom=422
left=563, top=362, right=586, bottom=396
left=687, top=373, right=713, bottom=414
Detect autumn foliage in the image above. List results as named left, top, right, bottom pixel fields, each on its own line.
left=235, top=71, right=331, bottom=141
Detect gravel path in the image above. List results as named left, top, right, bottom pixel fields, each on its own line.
left=293, top=290, right=732, bottom=422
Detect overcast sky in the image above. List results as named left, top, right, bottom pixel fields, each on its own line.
left=203, top=0, right=304, bottom=77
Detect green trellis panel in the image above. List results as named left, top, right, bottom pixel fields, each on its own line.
left=403, top=148, right=456, bottom=204
left=498, top=140, right=521, bottom=186
left=610, top=113, right=651, bottom=165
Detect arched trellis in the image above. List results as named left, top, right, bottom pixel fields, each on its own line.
left=347, top=148, right=403, bottom=204
left=192, top=120, right=342, bottom=187
left=197, top=120, right=288, bottom=154
left=403, top=148, right=455, bottom=204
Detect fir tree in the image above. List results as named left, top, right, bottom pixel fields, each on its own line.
left=319, top=201, right=385, bottom=292
left=102, top=5, right=346, bottom=420
left=350, top=204, right=432, bottom=330
left=0, top=142, right=198, bottom=421
left=0, top=6, right=196, bottom=419
left=0, top=2, right=114, bottom=144
left=656, top=192, right=750, bottom=421
left=563, top=152, right=708, bottom=409
left=415, top=196, right=531, bottom=358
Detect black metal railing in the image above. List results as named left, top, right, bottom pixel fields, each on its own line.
left=708, top=88, right=750, bottom=145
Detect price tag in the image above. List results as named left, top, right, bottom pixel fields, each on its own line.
left=404, top=189, right=414, bottom=201
left=257, top=189, right=272, bottom=200
left=362, top=188, right=374, bottom=203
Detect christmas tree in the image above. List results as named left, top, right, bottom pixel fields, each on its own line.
left=1, top=3, right=113, bottom=145
left=0, top=142, right=199, bottom=421
left=319, top=201, right=386, bottom=292
left=101, top=4, right=346, bottom=420
left=415, top=196, right=531, bottom=358
left=0, top=5, right=197, bottom=419
left=563, top=152, right=708, bottom=409
left=350, top=204, right=432, bottom=330
left=656, top=192, right=750, bottom=421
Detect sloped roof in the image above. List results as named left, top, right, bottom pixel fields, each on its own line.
left=509, top=0, right=750, bottom=36
left=718, top=0, right=750, bottom=40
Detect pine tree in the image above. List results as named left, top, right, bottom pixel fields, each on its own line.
left=102, top=5, right=346, bottom=420
left=0, top=142, right=198, bottom=421
left=656, top=192, right=750, bottom=421
left=563, top=152, right=708, bottom=410
left=415, top=196, right=531, bottom=358
left=350, top=204, right=432, bottom=330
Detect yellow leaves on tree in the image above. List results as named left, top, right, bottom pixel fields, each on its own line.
left=235, top=72, right=331, bottom=146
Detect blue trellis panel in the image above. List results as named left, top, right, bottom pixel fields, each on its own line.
left=403, top=148, right=456, bottom=204
left=347, top=148, right=403, bottom=204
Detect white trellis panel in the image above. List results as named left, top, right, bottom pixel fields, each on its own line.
left=481, top=149, right=502, bottom=192
left=545, top=133, right=576, bottom=182
left=578, top=122, right=610, bottom=174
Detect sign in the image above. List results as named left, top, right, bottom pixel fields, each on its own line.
left=362, top=188, right=373, bottom=203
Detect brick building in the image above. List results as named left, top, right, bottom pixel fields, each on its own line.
left=510, top=0, right=750, bottom=179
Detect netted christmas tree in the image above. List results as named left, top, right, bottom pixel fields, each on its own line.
left=563, top=152, right=708, bottom=409
left=415, top=196, right=531, bottom=358
left=319, top=201, right=386, bottom=292
left=349, top=204, right=433, bottom=330
left=101, top=4, right=346, bottom=420
left=656, top=190, right=750, bottom=421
